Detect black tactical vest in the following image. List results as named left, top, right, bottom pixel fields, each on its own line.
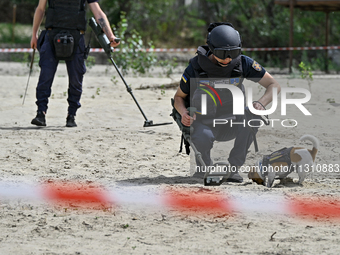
left=190, top=46, right=245, bottom=117
left=45, top=0, right=87, bottom=31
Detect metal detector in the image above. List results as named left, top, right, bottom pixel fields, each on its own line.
left=89, top=17, right=172, bottom=127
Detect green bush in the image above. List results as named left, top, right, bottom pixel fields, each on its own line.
left=111, top=12, right=157, bottom=75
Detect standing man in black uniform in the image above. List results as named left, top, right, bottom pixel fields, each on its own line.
left=174, top=23, right=281, bottom=182
left=30, top=0, right=120, bottom=127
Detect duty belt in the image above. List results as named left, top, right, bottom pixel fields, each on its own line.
left=47, top=28, right=85, bottom=34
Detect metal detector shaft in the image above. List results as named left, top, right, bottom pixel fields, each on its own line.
left=109, top=57, right=172, bottom=127
left=183, top=133, right=205, bottom=167
left=22, top=49, right=35, bottom=105
left=184, top=129, right=231, bottom=186
left=109, top=57, right=149, bottom=121
left=184, top=107, right=231, bottom=186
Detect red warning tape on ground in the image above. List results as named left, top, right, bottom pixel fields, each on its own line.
left=290, top=197, right=340, bottom=219
left=1, top=46, right=340, bottom=53
left=43, top=182, right=110, bottom=206
left=0, top=180, right=340, bottom=219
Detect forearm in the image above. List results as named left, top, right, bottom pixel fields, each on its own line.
left=258, top=82, right=281, bottom=107
left=174, top=95, right=188, bottom=117
left=96, top=13, right=114, bottom=39
left=89, top=4, right=114, bottom=39
left=32, top=8, right=45, bottom=37
left=89, top=2, right=119, bottom=47
left=257, top=72, right=281, bottom=107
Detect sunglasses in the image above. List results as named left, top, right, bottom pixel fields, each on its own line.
left=213, top=46, right=241, bottom=60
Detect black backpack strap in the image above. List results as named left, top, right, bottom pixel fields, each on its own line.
left=184, top=136, right=190, bottom=155
left=179, top=134, right=184, bottom=153
left=171, top=98, right=191, bottom=155
left=179, top=134, right=191, bottom=155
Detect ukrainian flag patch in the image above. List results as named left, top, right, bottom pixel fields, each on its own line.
left=181, top=74, right=188, bottom=83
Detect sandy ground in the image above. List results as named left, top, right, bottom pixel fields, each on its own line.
left=0, top=60, right=340, bottom=255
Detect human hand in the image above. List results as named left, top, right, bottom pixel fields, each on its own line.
left=181, top=111, right=196, bottom=126
left=30, top=36, right=38, bottom=49
left=109, top=37, right=120, bottom=47
left=252, top=101, right=266, bottom=111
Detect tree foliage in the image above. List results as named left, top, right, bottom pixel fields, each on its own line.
left=2, top=0, right=340, bottom=70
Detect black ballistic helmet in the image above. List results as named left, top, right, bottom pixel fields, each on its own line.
left=206, top=23, right=242, bottom=60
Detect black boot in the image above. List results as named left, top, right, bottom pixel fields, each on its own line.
left=31, top=111, right=46, bottom=126
left=66, top=114, right=77, bottom=127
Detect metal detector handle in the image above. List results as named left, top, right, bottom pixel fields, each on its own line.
left=186, top=107, right=196, bottom=133
left=89, top=17, right=115, bottom=57
left=187, top=107, right=197, bottom=118
left=109, top=38, right=120, bottom=50
left=107, top=38, right=121, bottom=56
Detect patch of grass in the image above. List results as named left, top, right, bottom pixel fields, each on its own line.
left=160, top=85, right=165, bottom=96
left=0, top=23, right=32, bottom=44
left=299, top=61, right=313, bottom=92
left=85, top=56, right=96, bottom=69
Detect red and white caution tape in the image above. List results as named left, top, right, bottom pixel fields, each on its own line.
left=243, top=46, right=340, bottom=51
left=0, top=180, right=340, bottom=219
left=1, top=46, right=340, bottom=53
left=0, top=48, right=35, bottom=53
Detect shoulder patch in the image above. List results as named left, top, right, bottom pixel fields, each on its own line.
left=252, top=61, right=262, bottom=72
left=181, top=74, right=188, bottom=83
